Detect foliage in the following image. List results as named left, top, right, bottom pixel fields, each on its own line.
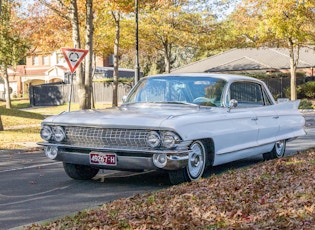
left=1, top=11, right=28, bottom=60
left=228, top=0, right=315, bottom=47
left=136, top=1, right=233, bottom=74
left=0, top=0, right=30, bottom=109
left=286, top=81, right=315, bottom=99
left=298, top=81, right=315, bottom=99
left=227, top=0, right=315, bottom=100
left=0, top=0, right=30, bottom=64
left=298, top=99, right=313, bottom=110
left=26, top=149, right=315, bottom=229
left=139, top=0, right=221, bottom=73
left=26, top=3, right=72, bottom=52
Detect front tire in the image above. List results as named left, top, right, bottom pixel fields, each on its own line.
left=63, top=163, right=99, bottom=180
left=168, top=140, right=208, bottom=185
left=263, top=140, right=286, bottom=160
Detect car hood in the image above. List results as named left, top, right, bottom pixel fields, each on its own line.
left=42, top=103, right=211, bottom=129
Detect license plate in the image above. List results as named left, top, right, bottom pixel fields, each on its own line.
left=89, top=152, right=117, bottom=166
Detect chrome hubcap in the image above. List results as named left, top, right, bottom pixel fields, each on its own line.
left=275, top=140, right=285, bottom=157
left=188, top=142, right=205, bottom=179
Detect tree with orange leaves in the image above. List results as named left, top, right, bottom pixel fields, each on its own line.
left=36, top=0, right=94, bottom=110
left=0, top=0, right=29, bottom=109
left=95, top=0, right=165, bottom=106
left=228, top=0, right=315, bottom=100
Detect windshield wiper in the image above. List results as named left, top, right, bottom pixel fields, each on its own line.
left=161, top=101, right=200, bottom=107
left=122, top=101, right=202, bottom=108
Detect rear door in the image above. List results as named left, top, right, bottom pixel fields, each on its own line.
left=229, top=81, right=279, bottom=146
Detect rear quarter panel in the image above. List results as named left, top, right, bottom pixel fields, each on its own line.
left=275, top=100, right=306, bottom=140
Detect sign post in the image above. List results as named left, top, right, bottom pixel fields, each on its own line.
left=61, top=48, right=88, bottom=111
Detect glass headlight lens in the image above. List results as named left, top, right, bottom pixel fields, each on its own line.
left=146, top=131, right=161, bottom=148
left=162, top=131, right=180, bottom=149
left=53, top=126, right=65, bottom=142
left=40, top=126, right=53, bottom=141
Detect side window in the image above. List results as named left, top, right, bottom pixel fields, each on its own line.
left=229, top=82, right=264, bottom=107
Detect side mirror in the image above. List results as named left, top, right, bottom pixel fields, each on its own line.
left=228, top=99, right=238, bottom=112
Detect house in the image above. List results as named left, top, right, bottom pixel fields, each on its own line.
left=1, top=50, right=113, bottom=98
left=171, top=47, right=315, bottom=75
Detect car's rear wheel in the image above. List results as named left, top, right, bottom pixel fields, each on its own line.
left=168, top=140, right=208, bottom=185
left=63, top=163, right=99, bottom=180
left=263, top=140, right=286, bottom=160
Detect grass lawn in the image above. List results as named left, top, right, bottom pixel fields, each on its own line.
left=0, top=99, right=111, bottom=149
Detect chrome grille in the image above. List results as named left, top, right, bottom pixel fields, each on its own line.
left=64, top=127, right=149, bottom=148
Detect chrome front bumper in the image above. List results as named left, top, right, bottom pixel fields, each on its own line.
left=37, top=142, right=189, bottom=171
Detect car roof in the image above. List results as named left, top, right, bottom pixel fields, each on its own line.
left=146, top=73, right=261, bottom=83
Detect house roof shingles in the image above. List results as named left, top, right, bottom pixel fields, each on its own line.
left=171, top=47, right=315, bottom=73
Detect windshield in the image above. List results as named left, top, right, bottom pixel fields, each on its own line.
left=125, top=76, right=227, bottom=107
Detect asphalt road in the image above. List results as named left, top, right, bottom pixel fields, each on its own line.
left=0, top=113, right=314, bottom=230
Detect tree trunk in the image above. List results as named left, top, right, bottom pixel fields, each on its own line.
left=288, top=40, right=298, bottom=101
left=84, top=0, right=94, bottom=109
left=0, top=116, right=3, bottom=131
left=69, top=0, right=86, bottom=110
left=112, top=11, right=120, bottom=107
left=164, top=41, right=171, bottom=73
left=38, top=0, right=89, bottom=110
left=3, top=65, right=11, bottom=109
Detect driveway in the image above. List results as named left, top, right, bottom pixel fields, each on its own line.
left=0, top=152, right=170, bottom=230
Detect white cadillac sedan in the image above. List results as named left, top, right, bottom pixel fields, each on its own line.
left=38, top=73, right=305, bottom=185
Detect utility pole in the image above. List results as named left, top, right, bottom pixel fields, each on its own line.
left=134, top=0, right=140, bottom=84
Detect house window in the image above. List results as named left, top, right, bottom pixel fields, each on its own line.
left=32, top=56, right=39, bottom=66
left=108, top=54, right=114, bottom=66
left=43, top=56, right=49, bottom=65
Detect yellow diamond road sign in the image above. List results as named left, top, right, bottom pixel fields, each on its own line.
left=61, top=48, right=88, bottom=73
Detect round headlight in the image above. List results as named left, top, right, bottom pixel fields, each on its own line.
left=146, top=131, right=161, bottom=148
left=40, top=126, right=53, bottom=141
left=162, top=131, right=180, bottom=149
left=53, top=126, right=65, bottom=142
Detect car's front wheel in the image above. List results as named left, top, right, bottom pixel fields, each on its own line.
left=168, top=140, right=208, bottom=185
left=63, top=163, right=99, bottom=180
left=263, top=140, right=286, bottom=160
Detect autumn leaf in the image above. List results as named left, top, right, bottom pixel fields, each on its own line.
left=25, top=149, right=315, bottom=230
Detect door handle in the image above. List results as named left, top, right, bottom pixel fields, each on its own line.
left=251, top=117, right=258, bottom=121
left=273, top=116, right=279, bottom=119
